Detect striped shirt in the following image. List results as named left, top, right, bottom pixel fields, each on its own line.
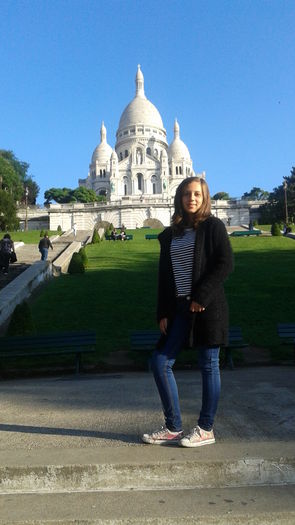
left=170, top=228, right=196, bottom=296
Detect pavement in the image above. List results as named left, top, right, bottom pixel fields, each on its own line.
left=0, top=366, right=295, bottom=523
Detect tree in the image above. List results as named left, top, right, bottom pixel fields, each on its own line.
left=241, top=187, right=270, bottom=201
left=44, top=187, right=75, bottom=204
left=72, top=186, right=99, bottom=203
left=0, top=190, right=19, bottom=230
left=0, top=157, right=23, bottom=202
left=260, top=167, right=295, bottom=224
left=212, top=192, right=230, bottom=200
left=44, top=186, right=105, bottom=204
left=0, top=150, right=39, bottom=204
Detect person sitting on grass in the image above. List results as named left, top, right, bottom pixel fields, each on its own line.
left=111, top=228, right=117, bottom=240
left=120, top=228, right=126, bottom=241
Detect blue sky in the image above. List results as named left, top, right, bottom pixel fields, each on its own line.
left=1, top=0, right=294, bottom=204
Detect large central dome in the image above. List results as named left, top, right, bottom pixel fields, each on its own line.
left=117, top=65, right=164, bottom=131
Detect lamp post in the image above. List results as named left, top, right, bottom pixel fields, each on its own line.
left=283, top=180, right=288, bottom=225
left=25, top=186, right=29, bottom=231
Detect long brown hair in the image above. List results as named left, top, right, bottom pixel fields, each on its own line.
left=171, top=177, right=211, bottom=234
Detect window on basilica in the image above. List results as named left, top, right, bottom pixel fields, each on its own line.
left=137, top=173, right=143, bottom=191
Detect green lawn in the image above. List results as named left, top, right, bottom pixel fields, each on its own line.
left=30, top=229, right=162, bottom=362
left=27, top=230, right=295, bottom=365
left=258, top=224, right=272, bottom=232
left=3, top=231, right=59, bottom=244
left=226, top=236, right=295, bottom=355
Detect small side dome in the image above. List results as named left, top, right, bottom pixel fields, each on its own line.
left=111, top=149, right=118, bottom=160
left=91, top=122, right=113, bottom=164
left=168, top=119, right=191, bottom=161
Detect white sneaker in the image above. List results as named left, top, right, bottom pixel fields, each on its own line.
left=179, top=426, right=215, bottom=447
left=142, top=426, right=184, bottom=445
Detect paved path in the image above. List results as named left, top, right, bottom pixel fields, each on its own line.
left=0, top=367, right=294, bottom=450
left=0, top=367, right=294, bottom=523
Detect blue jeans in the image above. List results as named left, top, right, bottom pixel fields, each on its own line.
left=40, top=248, right=48, bottom=261
left=151, top=299, right=221, bottom=432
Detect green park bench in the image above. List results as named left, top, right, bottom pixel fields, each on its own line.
left=0, top=331, right=97, bottom=375
left=277, top=323, right=295, bottom=363
left=130, top=326, right=248, bottom=370
left=145, top=234, right=158, bottom=240
left=230, top=230, right=262, bottom=237
left=105, top=234, right=133, bottom=240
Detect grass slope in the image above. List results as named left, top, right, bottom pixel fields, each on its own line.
left=3, top=231, right=59, bottom=244
left=29, top=230, right=295, bottom=363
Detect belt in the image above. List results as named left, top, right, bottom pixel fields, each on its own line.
left=176, top=295, right=191, bottom=301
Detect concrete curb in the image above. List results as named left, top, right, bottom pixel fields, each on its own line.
left=1, top=442, right=294, bottom=494
left=52, top=241, right=82, bottom=276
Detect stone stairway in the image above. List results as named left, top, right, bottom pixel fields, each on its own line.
left=0, top=241, right=68, bottom=292
left=0, top=231, right=92, bottom=291
left=0, top=443, right=294, bottom=524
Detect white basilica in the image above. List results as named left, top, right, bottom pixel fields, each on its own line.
left=79, top=65, right=205, bottom=201
left=47, top=66, right=250, bottom=231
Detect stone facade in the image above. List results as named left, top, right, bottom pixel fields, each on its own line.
left=48, top=199, right=254, bottom=231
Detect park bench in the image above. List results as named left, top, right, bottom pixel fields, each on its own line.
left=223, top=326, right=249, bottom=369
left=230, top=230, right=262, bottom=237
left=145, top=234, right=158, bottom=240
left=277, top=323, right=295, bottom=363
left=0, top=331, right=97, bottom=375
left=105, top=234, right=133, bottom=240
left=130, top=326, right=248, bottom=370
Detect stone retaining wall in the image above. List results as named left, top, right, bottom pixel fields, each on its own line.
left=0, top=261, right=52, bottom=327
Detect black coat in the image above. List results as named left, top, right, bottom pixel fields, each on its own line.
left=157, top=216, right=234, bottom=347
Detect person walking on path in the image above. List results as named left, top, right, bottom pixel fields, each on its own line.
left=73, top=223, right=77, bottom=238
left=0, top=233, right=15, bottom=275
left=142, top=177, right=233, bottom=448
left=38, top=232, right=53, bottom=261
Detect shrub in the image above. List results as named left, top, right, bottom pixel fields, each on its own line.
left=271, top=223, right=282, bottom=236
left=57, top=225, right=62, bottom=235
left=68, top=252, right=85, bottom=274
left=253, top=220, right=258, bottom=227
left=92, top=229, right=101, bottom=244
left=143, top=218, right=164, bottom=228
left=79, top=247, right=88, bottom=267
left=40, top=229, right=44, bottom=237
left=6, top=301, right=35, bottom=336
left=95, top=220, right=112, bottom=230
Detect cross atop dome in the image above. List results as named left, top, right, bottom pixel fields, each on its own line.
left=100, top=121, right=107, bottom=143
left=135, top=64, right=145, bottom=98
left=174, top=118, right=180, bottom=139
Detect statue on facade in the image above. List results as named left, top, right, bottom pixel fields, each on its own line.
left=136, top=149, right=143, bottom=165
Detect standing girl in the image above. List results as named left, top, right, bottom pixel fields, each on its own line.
left=142, top=177, right=233, bottom=447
